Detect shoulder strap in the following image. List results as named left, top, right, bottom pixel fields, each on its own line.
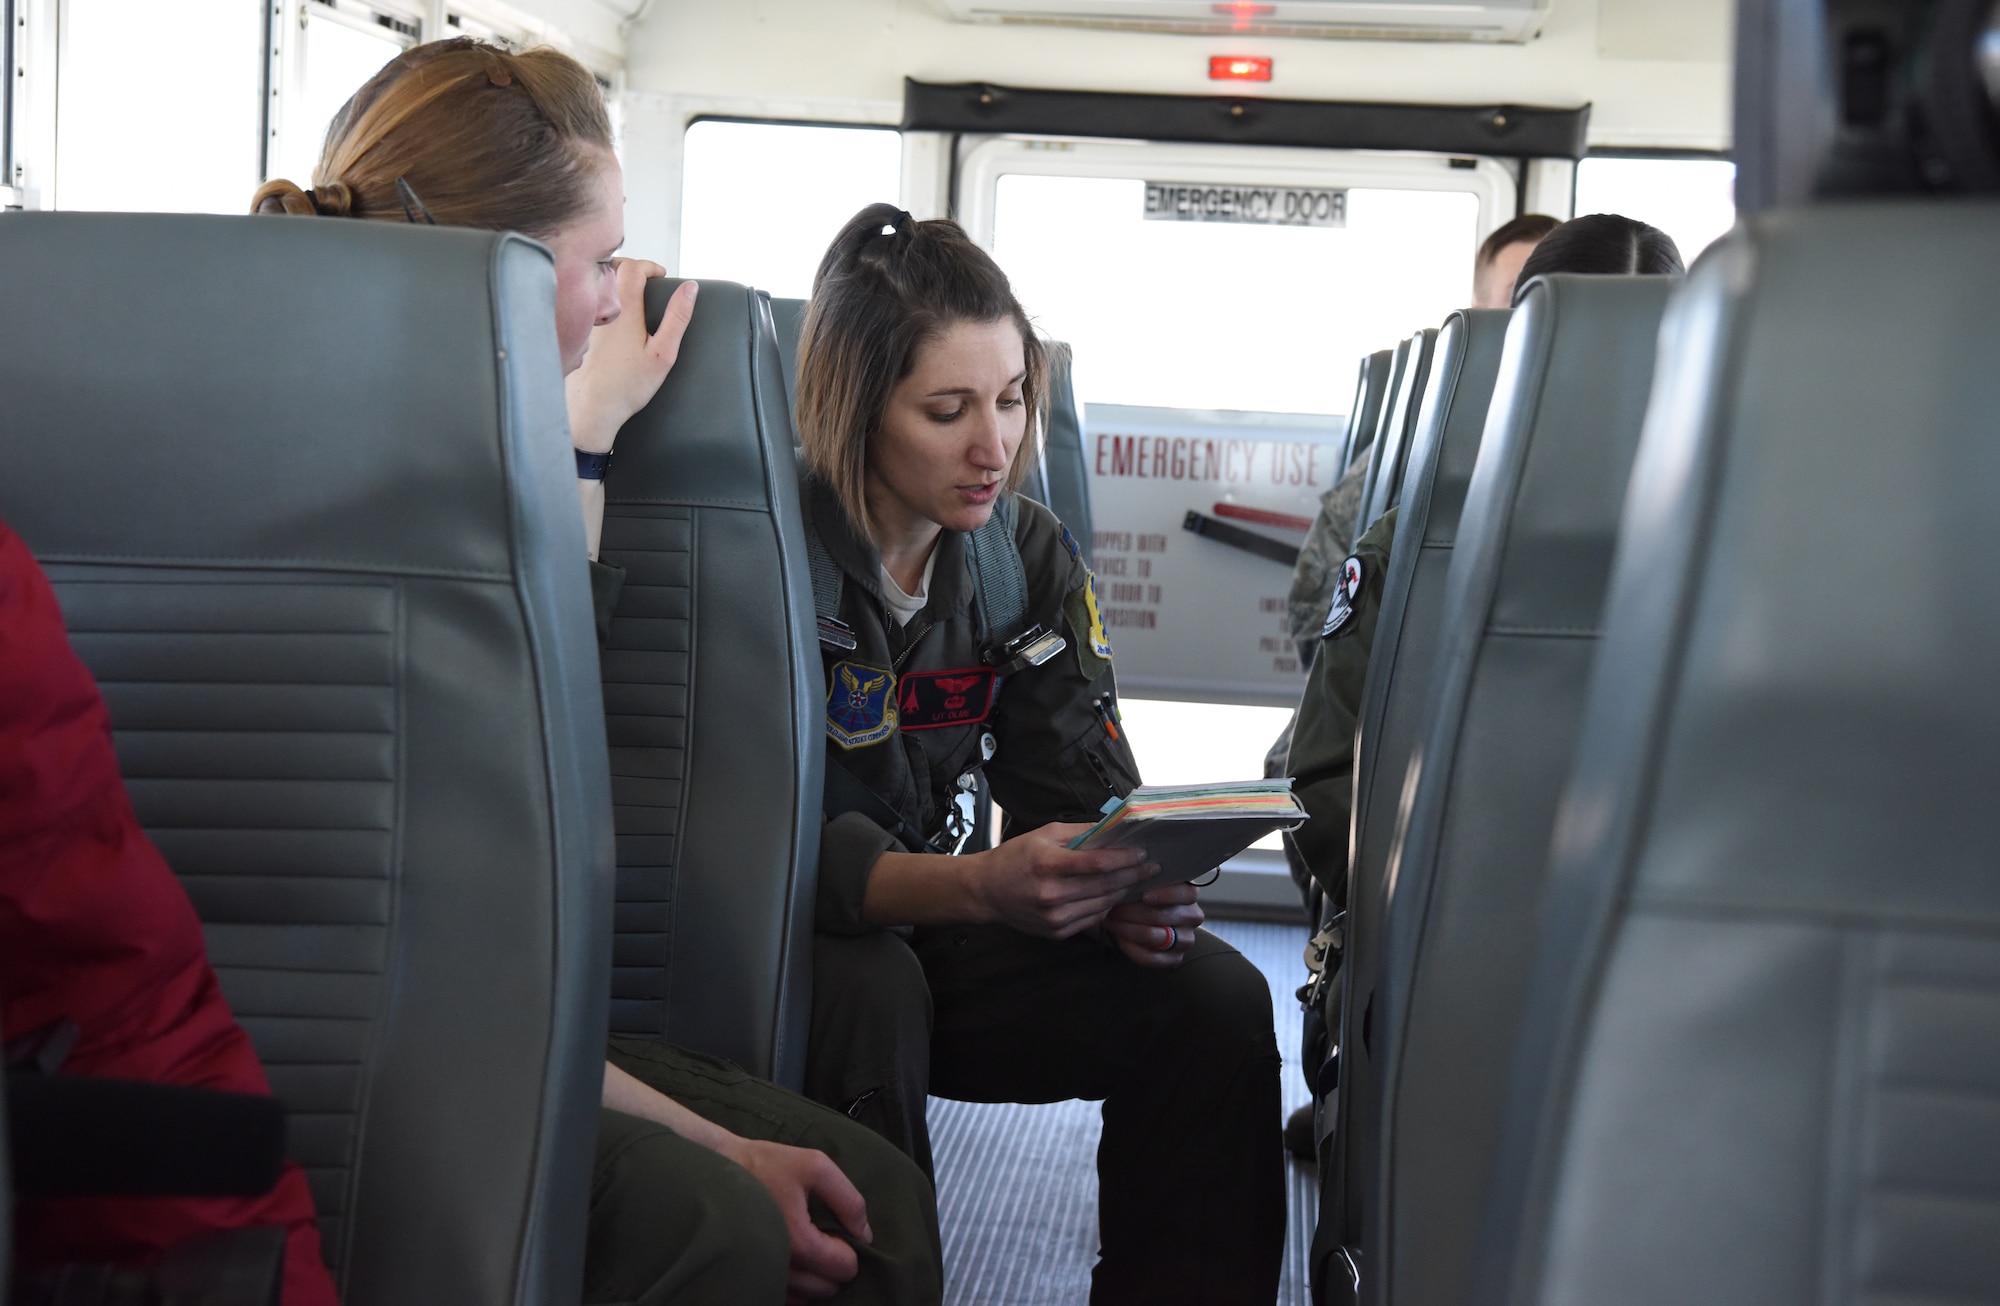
left=805, top=516, right=844, bottom=622
left=967, top=494, right=1030, bottom=640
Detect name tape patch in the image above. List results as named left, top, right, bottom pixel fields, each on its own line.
left=897, top=666, right=999, bottom=731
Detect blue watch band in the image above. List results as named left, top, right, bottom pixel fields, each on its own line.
left=575, top=449, right=613, bottom=481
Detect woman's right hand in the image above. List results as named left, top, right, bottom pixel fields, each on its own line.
left=969, top=823, right=1156, bottom=939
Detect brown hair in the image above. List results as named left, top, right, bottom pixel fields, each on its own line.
left=1476, top=212, right=1562, bottom=268
left=251, top=38, right=611, bottom=236
left=796, top=203, right=1046, bottom=543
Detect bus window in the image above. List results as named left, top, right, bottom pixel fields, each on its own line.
left=271, top=0, right=418, bottom=188
left=992, top=172, right=1481, bottom=415
left=678, top=119, right=900, bottom=297
left=1573, top=154, right=1737, bottom=262
left=54, top=0, right=264, bottom=213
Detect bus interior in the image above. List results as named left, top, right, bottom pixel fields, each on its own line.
left=3, top=0, right=1998, bottom=1303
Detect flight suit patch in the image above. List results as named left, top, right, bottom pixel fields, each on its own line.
left=826, top=661, right=897, bottom=749
left=1321, top=555, right=1365, bottom=640
left=1059, top=525, right=1081, bottom=560
left=1064, top=573, right=1114, bottom=681
left=896, top=666, right=998, bottom=731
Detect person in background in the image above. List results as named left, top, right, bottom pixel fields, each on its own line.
left=1278, top=213, right=1686, bottom=1159
left=1471, top=212, right=1562, bottom=310
left=254, top=39, right=940, bottom=1306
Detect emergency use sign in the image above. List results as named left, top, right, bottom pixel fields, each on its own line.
left=1084, top=404, right=1348, bottom=706
left=1143, top=182, right=1348, bottom=228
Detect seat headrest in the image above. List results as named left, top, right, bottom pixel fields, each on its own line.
left=0, top=213, right=572, bottom=577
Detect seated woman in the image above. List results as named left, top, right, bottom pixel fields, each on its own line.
left=0, top=521, right=339, bottom=1306
left=793, top=205, right=1286, bottom=1305
left=254, top=40, right=939, bottom=1306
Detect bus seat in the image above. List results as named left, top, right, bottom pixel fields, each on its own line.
left=0, top=213, right=613, bottom=1305
left=1311, top=307, right=1510, bottom=1301
left=1039, top=341, right=1096, bottom=562
left=1475, top=205, right=2000, bottom=1306
left=596, top=279, right=820, bottom=1090
left=768, top=294, right=808, bottom=422
left=1336, top=349, right=1396, bottom=479
left=1356, top=330, right=1438, bottom=536
left=1354, top=339, right=1411, bottom=534
left=1362, top=276, right=1673, bottom=1306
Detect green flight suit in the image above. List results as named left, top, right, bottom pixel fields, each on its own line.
left=1285, top=507, right=1398, bottom=907
left=800, top=474, right=1286, bottom=1306
left=583, top=560, right=944, bottom=1306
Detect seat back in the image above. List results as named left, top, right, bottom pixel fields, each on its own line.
left=1480, top=205, right=2000, bottom=1306
left=1356, top=331, right=1438, bottom=535
left=0, top=213, right=613, bottom=1305
left=1337, top=349, right=1396, bottom=478
left=1036, top=342, right=1096, bottom=561
left=1367, top=276, right=1673, bottom=1306
left=1313, top=308, right=1510, bottom=1299
left=596, top=279, right=820, bottom=1089
left=768, top=295, right=808, bottom=423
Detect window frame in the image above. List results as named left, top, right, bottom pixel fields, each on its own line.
left=264, top=0, right=424, bottom=184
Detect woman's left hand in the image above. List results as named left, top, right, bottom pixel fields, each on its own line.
left=1102, top=883, right=1203, bottom=969
left=566, top=260, right=696, bottom=453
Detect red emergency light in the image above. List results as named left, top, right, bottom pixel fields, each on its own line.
left=1210, top=55, right=1274, bottom=82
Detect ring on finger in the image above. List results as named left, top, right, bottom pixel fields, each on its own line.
left=1155, top=925, right=1180, bottom=951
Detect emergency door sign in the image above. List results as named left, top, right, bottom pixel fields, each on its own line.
left=1083, top=404, right=1348, bottom=706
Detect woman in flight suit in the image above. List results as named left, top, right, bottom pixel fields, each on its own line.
left=796, top=204, right=1286, bottom=1305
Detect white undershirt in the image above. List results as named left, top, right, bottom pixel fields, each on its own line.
left=878, top=550, right=939, bottom=628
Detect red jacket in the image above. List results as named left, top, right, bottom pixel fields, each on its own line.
left=0, top=523, right=340, bottom=1305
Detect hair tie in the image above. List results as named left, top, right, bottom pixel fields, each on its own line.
left=395, top=176, right=437, bottom=225
left=304, top=187, right=319, bottom=212
left=878, top=209, right=915, bottom=238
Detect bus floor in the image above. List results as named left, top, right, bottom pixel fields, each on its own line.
left=928, top=917, right=1314, bottom=1305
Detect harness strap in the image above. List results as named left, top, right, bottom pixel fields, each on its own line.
left=823, top=755, right=947, bottom=856
left=806, top=524, right=844, bottom=624
left=966, top=494, right=1030, bottom=639
left=804, top=490, right=1032, bottom=644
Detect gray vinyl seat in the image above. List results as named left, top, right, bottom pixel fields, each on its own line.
left=596, top=279, right=821, bottom=1088
left=0, top=213, right=613, bottom=1305
left=1015, top=341, right=1095, bottom=562
left=1356, top=330, right=1438, bottom=536
left=1311, top=307, right=1510, bottom=1299
left=1474, top=206, right=2000, bottom=1306
left=1352, top=275, right=1674, bottom=1306
left=769, top=295, right=808, bottom=422
left=1337, top=349, right=1396, bottom=480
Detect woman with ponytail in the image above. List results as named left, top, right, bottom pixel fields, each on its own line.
left=256, top=41, right=940, bottom=1306
left=794, top=204, right=1285, bottom=1304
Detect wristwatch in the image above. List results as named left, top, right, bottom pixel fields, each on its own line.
left=575, top=448, right=613, bottom=481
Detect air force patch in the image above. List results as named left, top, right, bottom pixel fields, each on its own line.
left=826, top=661, right=897, bottom=749
left=1320, top=554, right=1366, bottom=640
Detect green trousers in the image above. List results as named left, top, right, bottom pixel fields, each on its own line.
left=584, top=1037, right=944, bottom=1306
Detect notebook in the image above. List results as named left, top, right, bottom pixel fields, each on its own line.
left=1067, top=779, right=1308, bottom=898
